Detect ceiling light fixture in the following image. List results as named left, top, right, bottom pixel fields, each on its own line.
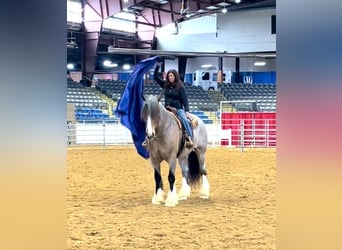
left=201, top=64, right=213, bottom=68
left=123, top=64, right=130, bottom=70
left=206, top=5, right=219, bottom=10
left=103, top=60, right=118, bottom=68
left=67, top=63, right=74, bottom=70
left=221, top=0, right=229, bottom=13
left=254, top=61, right=266, bottom=66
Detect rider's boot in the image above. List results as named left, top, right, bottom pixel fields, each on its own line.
left=185, top=135, right=194, bottom=148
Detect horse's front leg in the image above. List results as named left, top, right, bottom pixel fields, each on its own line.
left=164, top=159, right=179, bottom=207
left=151, top=163, right=165, bottom=205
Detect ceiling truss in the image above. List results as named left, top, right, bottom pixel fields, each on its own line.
left=67, top=0, right=276, bottom=78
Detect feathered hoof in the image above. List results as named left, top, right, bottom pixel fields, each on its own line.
left=177, top=186, right=191, bottom=201
left=164, top=190, right=178, bottom=207
left=151, top=189, right=165, bottom=205
left=164, top=201, right=177, bottom=207
left=177, top=195, right=188, bottom=201
left=199, top=194, right=210, bottom=199
left=152, top=195, right=164, bottom=205
left=199, top=187, right=210, bottom=199
left=200, top=176, right=210, bottom=199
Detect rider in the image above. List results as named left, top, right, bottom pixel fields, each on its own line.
left=142, top=63, right=194, bottom=148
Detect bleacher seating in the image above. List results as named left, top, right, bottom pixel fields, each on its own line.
left=95, top=80, right=216, bottom=124
left=96, top=80, right=127, bottom=101
left=184, top=85, right=218, bottom=111
left=75, top=107, right=110, bottom=121
left=220, top=82, right=276, bottom=112
left=190, top=110, right=213, bottom=124
left=97, top=80, right=217, bottom=110
left=67, top=81, right=108, bottom=109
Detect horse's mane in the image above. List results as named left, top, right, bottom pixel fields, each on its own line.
left=141, top=95, right=163, bottom=122
left=141, top=94, right=181, bottom=138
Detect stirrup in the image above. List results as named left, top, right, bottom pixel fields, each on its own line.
left=185, top=137, right=194, bottom=148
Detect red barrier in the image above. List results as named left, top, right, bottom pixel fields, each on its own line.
left=220, top=112, right=276, bottom=147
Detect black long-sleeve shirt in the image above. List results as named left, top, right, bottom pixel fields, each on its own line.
left=154, top=66, right=190, bottom=112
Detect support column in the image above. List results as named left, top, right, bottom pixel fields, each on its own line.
left=235, top=57, right=240, bottom=83
left=217, top=56, right=223, bottom=86
left=178, top=56, right=187, bottom=83
left=160, top=57, right=165, bottom=72
left=82, top=31, right=99, bottom=86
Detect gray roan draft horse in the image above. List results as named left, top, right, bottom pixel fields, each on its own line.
left=141, top=93, right=210, bottom=207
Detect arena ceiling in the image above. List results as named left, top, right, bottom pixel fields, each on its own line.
left=67, top=0, right=276, bottom=79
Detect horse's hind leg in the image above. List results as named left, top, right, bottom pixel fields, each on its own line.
left=151, top=164, right=165, bottom=205
left=177, top=158, right=191, bottom=200
left=200, top=173, right=210, bottom=199
left=197, top=152, right=210, bottom=199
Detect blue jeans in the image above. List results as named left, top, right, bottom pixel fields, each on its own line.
left=176, top=109, right=193, bottom=140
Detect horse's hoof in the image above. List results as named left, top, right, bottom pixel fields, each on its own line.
left=151, top=189, right=165, bottom=204
left=199, top=188, right=210, bottom=199
left=165, top=190, right=178, bottom=206
left=164, top=197, right=179, bottom=206
left=177, top=196, right=188, bottom=201
left=199, top=194, right=210, bottom=199
left=177, top=190, right=190, bottom=200
left=151, top=196, right=164, bottom=205
left=178, top=181, right=191, bottom=200
left=164, top=202, right=177, bottom=207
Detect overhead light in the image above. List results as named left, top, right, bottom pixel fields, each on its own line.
left=201, top=64, right=212, bottom=68
left=206, top=6, right=219, bottom=10
left=235, top=0, right=241, bottom=3
left=217, top=2, right=231, bottom=7
left=123, top=64, right=130, bottom=70
left=103, top=60, right=118, bottom=68
left=67, top=63, right=74, bottom=70
left=222, top=8, right=227, bottom=13
left=150, top=0, right=168, bottom=3
left=254, top=61, right=266, bottom=66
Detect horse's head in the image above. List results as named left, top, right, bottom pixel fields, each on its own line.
left=141, top=94, right=163, bottom=139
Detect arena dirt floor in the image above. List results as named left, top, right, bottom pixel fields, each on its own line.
left=67, top=146, right=276, bottom=250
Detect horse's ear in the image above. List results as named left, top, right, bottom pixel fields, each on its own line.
left=141, top=93, right=146, bottom=101
left=157, top=91, right=163, bottom=102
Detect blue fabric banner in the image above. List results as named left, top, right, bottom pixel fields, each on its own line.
left=115, top=56, right=162, bottom=159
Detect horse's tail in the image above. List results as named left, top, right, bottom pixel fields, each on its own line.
left=188, top=150, right=201, bottom=186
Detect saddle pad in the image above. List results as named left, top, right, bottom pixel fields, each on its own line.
left=167, top=111, right=198, bottom=129
left=188, top=115, right=198, bottom=129
left=168, top=111, right=182, bottom=129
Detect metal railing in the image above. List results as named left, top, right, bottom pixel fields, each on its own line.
left=67, top=117, right=276, bottom=149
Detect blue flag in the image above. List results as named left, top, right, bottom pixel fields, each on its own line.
left=115, top=56, right=162, bottom=159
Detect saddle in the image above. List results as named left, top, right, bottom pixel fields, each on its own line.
left=166, top=106, right=198, bottom=131
left=166, top=106, right=197, bottom=155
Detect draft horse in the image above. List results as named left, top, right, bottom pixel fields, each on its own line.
left=141, top=93, right=210, bottom=207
